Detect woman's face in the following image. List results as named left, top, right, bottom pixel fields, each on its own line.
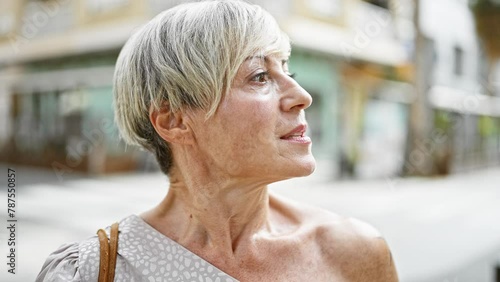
left=188, top=52, right=315, bottom=183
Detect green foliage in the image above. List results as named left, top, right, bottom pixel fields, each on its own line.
left=478, top=116, right=499, bottom=137
left=434, top=110, right=451, bottom=131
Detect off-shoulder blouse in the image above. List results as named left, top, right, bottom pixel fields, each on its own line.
left=36, top=215, right=238, bottom=282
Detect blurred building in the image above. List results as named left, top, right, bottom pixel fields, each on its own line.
left=420, top=0, right=500, bottom=173
left=0, top=0, right=413, bottom=177
left=0, top=0, right=497, bottom=177
left=0, top=0, right=168, bottom=174
left=280, top=0, right=414, bottom=178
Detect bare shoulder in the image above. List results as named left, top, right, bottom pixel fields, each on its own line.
left=314, top=213, right=399, bottom=281
left=269, top=193, right=399, bottom=281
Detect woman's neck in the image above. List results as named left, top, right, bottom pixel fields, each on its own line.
left=142, top=165, right=272, bottom=258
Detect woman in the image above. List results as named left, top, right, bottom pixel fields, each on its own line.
left=37, top=0, right=398, bottom=281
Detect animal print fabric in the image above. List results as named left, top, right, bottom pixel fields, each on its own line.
left=36, top=215, right=238, bottom=282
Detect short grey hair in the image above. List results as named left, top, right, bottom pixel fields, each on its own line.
left=113, top=0, right=290, bottom=174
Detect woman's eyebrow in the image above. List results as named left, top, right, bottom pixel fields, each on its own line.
left=244, top=56, right=268, bottom=64
left=244, top=56, right=289, bottom=67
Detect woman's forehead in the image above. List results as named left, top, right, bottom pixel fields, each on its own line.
left=251, top=32, right=290, bottom=57
left=244, top=50, right=291, bottom=65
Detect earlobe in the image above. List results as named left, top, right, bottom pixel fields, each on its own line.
left=149, top=103, right=193, bottom=144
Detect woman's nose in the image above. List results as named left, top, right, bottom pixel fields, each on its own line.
left=280, top=78, right=313, bottom=112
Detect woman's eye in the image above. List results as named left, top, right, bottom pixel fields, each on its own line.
left=251, top=72, right=270, bottom=84
left=287, top=72, right=297, bottom=79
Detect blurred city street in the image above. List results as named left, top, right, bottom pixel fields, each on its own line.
left=0, top=163, right=499, bottom=282
left=1, top=0, right=500, bottom=281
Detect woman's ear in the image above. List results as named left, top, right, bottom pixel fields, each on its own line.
left=149, top=103, right=193, bottom=145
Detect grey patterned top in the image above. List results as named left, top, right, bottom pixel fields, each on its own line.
left=36, top=215, right=239, bottom=282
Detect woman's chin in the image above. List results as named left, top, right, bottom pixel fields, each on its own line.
left=284, top=155, right=316, bottom=178
left=300, top=156, right=317, bottom=176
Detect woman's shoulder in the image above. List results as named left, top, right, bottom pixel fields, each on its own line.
left=36, top=234, right=106, bottom=282
left=270, top=193, right=398, bottom=281
left=36, top=241, right=82, bottom=282
left=310, top=211, right=398, bottom=281
left=312, top=215, right=398, bottom=281
left=37, top=214, right=239, bottom=282
left=36, top=215, right=140, bottom=282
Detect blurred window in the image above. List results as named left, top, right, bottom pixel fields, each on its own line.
left=362, top=0, right=390, bottom=9
left=86, top=0, right=129, bottom=14
left=0, top=13, right=14, bottom=37
left=305, top=0, right=343, bottom=18
left=0, top=0, right=17, bottom=36
left=453, top=46, right=464, bottom=76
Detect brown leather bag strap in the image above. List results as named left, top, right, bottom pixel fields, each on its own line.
left=108, top=223, right=119, bottom=281
left=97, top=222, right=119, bottom=282
left=97, top=228, right=110, bottom=282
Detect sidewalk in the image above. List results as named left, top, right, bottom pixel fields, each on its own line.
left=0, top=163, right=499, bottom=282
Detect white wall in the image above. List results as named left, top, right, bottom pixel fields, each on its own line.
left=420, top=0, right=480, bottom=92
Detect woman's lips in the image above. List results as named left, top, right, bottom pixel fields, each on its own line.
left=280, top=124, right=311, bottom=144
left=281, top=135, right=312, bottom=144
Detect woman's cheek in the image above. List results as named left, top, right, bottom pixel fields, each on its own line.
left=245, top=104, right=276, bottom=146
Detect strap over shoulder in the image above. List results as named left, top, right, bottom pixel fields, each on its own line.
left=97, top=223, right=119, bottom=282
